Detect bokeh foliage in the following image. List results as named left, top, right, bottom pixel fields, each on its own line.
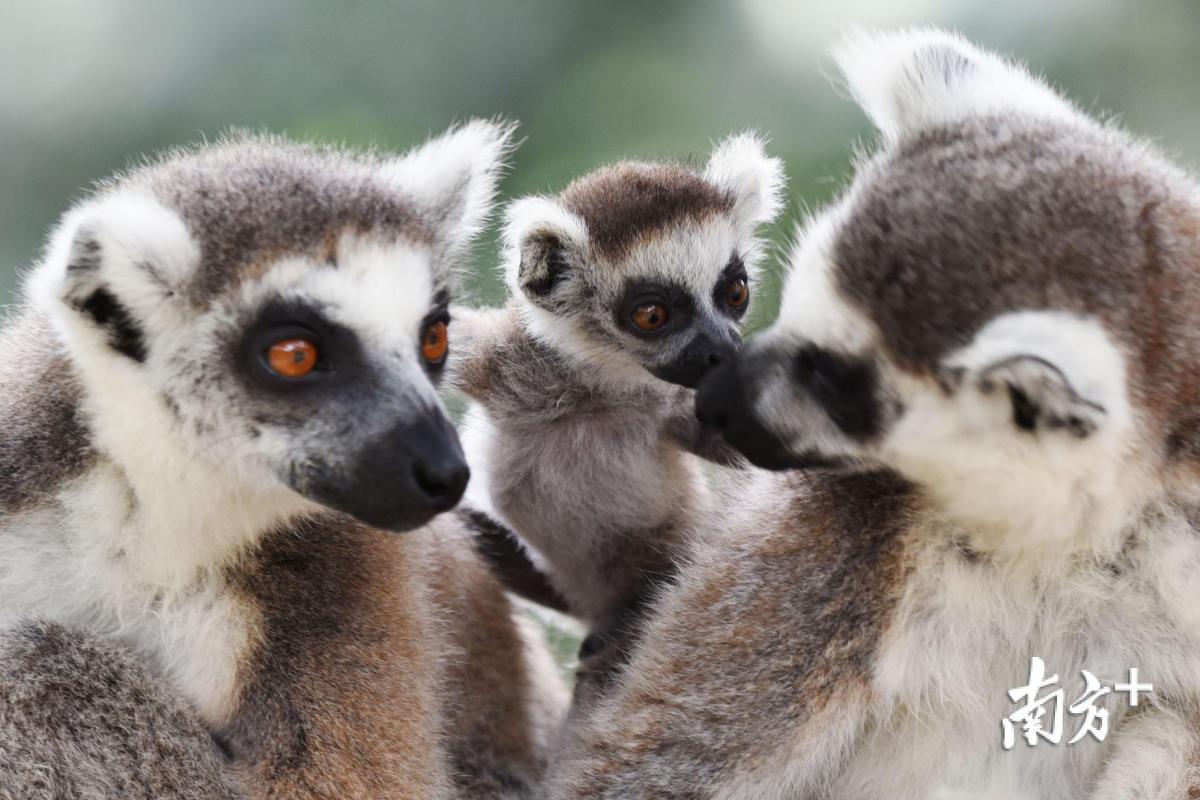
left=2, top=0, right=1198, bottom=330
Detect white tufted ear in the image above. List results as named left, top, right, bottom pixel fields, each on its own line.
left=704, top=131, right=786, bottom=233
left=832, top=28, right=1083, bottom=143
left=30, top=193, right=198, bottom=362
left=501, top=195, right=589, bottom=304
left=383, top=118, right=518, bottom=255
left=940, top=311, right=1130, bottom=440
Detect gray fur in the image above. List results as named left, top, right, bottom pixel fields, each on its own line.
left=0, top=312, right=93, bottom=513
left=0, top=620, right=241, bottom=800
left=0, top=124, right=565, bottom=797
left=559, top=161, right=734, bottom=258
left=548, top=31, right=1200, bottom=798
left=122, top=135, right=437, bottom=307
left=452, top=142, right=782, bottom=701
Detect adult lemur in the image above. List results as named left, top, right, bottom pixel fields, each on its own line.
left=546, top=31, right=1200, bottom=799
left=0, top=122, right=566, bottom=799
left=450, top=136, right=784, bottom=700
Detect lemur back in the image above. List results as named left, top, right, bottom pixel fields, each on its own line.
left=0, top=124, right=566, bottom=798
left=451, top=138, right=784, bottom=698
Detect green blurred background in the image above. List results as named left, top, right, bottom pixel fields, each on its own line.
left=2, top=0, right=1198, bottom=328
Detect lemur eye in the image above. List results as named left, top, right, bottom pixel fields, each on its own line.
left=631, top=303, right=669, bottom=332
left=422, top=321, right=449, bottom=364
left=724, top=279, right=749, bottom=310
left=266, top=338, right=319, bottom=379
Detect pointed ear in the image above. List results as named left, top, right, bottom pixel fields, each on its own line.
left=384, top=118, right=518, bottom=254
left=501, top=196, right=588, bottom=305
left=941, top=311, right=1129, bottom=439
left=704, top=132, right=786, bottom=232
left=973, top=355, right=1107, bottom=438
left=31, top=193, right=197, bottom=362
left=832, top=27, right=1081, bottom=143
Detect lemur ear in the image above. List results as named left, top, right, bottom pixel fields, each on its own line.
left=832, top=27, right=1081, bottom=143
left=502, top=196, right=588, bottom=304
left=384, top=118, right=518, bottom=255
left=704, top=132, right=786, bottom=232
left=32, top=194, right=197, bottom=362
left=940, top=311, right=1128, bottom=440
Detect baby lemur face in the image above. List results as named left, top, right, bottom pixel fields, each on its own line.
left=505, top=134, right=784, bottom=388
left=699, top=31, right=1200, bottom=549
left=31, top=122, right=515, bottom=532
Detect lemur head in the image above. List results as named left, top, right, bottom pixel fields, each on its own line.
left=698, top=30, right=1200, bottom=553
left=30, top=121, right=515, bottom=533
left=503, top=134, right=785, bottom=389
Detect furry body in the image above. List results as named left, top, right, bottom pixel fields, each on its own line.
left=0, top=126, right=566, bottom=798
left=452, top=141, right=783, bottom=698
left=547, top=31, right=1200, bottom=798
left=0, top=621, right=241, bottom=800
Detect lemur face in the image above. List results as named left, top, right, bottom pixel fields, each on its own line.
left=699, top=31, right=1200, bottom=547
left=505, top=134, right=784, bottom=388
left=33, top=122, right=515, bottom=533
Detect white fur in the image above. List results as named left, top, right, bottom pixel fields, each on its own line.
left=383, top=118, right=517, bottom=255
left=882, top=311, right=1147, bottom=558
left=515, top=212, right=764, bottom=393
left=774, top=205, right=878, bottom=355
left=833, top=27, right=1085, bottom=143
left=501, top=195, right=590, bottom=297
left=704, top=131, right=787, bottom=234
left=0, top=471, right=259, bottom=726
left=31, top=192, right=199, bottom=327
left=7, top=123, right=512, bottom=732
left=831, top=500, right=1200, bottom=800
left=677, top=29, right=1200, bottom=800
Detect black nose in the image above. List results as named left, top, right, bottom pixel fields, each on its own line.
left=298, top=408, right=470, bottom=533
left=411, top=454, right=470, bottom=511
left=650, top=330, right=740, bottom=389
left=695, top=360, right=742, bottom=429
left=695, top=356, right=814, bottom=471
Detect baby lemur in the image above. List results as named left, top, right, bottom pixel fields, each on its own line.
left=0, top=122, right=566, bottom=799
left=451, top=136, right=784, bottom=697
left=546, top=31, right=1200, bottom=799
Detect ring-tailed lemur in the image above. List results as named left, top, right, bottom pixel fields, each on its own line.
left=545, top=30, right=1200, bottom=799
left=450, top=136, right=784, bottom=700
left=0, top=122, right=567, bottom=799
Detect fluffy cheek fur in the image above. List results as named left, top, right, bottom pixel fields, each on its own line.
left=522, top=215, right=753, bottom=385
left=767, top=202, right=1156, bottom=555
left=878, top=312, right=1150, bottom=556
left=160, top=234, right=445, bottom=487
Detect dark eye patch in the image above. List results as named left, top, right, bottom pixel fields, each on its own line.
left=235, top=298, right=368, bottom=398
left=713, top=254, right=750, bottom=319
left=614, top=279, right=695, bottom=339
left=419, top=286, right=452, bottom=377
left=793, top=344, right=881, bottom=440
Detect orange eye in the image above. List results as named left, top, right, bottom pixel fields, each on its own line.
left=631, top=303, right=669, bottom=332
left=267, top=338, right=319, bottom=379
left=422, top=321, right=449, bottom=364
left=724, top=278, right=750, bottom=310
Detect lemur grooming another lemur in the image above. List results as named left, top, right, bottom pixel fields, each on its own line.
left=449, top=135, right=784, bottom=701
left=0, top=122, right=567, bottom=799
left=545, top=31, right=1200, bottom=799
